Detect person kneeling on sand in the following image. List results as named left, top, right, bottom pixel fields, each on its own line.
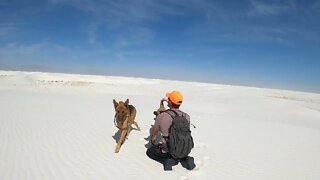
left=147, top=90, right=196, bottom=171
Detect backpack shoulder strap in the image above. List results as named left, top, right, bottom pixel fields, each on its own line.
left=167, top=109, right=187, bottom=118
left=166, top=109, right=179, bottom=118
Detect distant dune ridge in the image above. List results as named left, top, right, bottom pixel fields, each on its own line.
left=1, top=70, right=320, bottom=180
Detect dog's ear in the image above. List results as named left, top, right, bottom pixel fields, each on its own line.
left=124, top=99, right=129, bottom=107
left=113, top=99, right=118, bottom=109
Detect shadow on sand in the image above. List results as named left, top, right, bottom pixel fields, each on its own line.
left=112, top=127, right=140, bottom=143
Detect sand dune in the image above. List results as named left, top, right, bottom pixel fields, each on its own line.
left=0, top=70, right=320, bottom=180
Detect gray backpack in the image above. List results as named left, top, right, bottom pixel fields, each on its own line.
left=166, top=110, right=194, bottom=159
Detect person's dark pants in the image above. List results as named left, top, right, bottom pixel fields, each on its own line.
left=146, top=145, right=171, bottom=164
left=146, top=145, right=178, bottom=170
left=146, top=146, right=195, bottom=171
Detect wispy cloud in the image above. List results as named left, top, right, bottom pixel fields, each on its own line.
left=49, top=0, right=171, bottom=47
left=0, top=40, right=147, bottom=65
left=49, top=0, right=186, bottom=23
left=47, top=0, right=216, bottom=47
left=0, top=42, right=76, bottom=64
left=0, top=0, right=49, bottom=39
left=87, top=22, right=100, bottom=46
left=0, top=43, right=42, bottom=56
left=0, top=24, right=17, bottom=37
left=248, top=0, right=294, bottom=16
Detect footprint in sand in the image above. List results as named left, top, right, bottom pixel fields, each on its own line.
left=203, top=156, right=210, bottom=161
left=192, top=142, right=210, bottom=170
left=195, top=142, right=207, bottom=149
left=196, top=160, right=203, bottom=166
left=178, top=176, right=188, bottom=180
left=195, top=155, right=211, bottom=170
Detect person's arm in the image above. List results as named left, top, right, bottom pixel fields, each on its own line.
left=150, top=125, right=159, bottom=145
left=151, top=114, right=162, bottom=144
left=152, top=125, right=159, bottom=136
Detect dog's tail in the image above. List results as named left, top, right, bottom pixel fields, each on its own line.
left=160, top=98, right=168, bottom=109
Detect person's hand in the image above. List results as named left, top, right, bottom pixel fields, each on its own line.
left=151, top=134, right=157, bottom=145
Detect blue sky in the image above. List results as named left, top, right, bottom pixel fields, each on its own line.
left=0, top=0, right=320, bottom=92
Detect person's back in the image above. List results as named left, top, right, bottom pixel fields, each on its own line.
left=146, top=90, right=196, bottom=171
left=154, top=108, right=190, bottom=153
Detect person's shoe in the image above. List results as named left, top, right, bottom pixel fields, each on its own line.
left=163, top=158, right=178, bottom=171
left=180, top=156, right=196, bottom=170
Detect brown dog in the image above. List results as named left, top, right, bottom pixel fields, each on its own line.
left=113, top=99, right=141, bottom=153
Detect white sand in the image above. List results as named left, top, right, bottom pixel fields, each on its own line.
left=1, top=70, right=320, bottom=180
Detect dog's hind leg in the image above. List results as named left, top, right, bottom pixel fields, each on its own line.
left=133, top=121, right=141, bottom=131
left=115, top=130, right=127, bottom=153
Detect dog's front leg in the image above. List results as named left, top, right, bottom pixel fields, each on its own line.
left=133, top=122, right=141, bottom=131
left=115, top=129, right=127, bottom=153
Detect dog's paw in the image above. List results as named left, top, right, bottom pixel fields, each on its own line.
left=115, top=146, right=120, bottom=153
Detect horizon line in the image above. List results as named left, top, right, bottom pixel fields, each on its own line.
left=1, top=68, right=319, bottom=95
